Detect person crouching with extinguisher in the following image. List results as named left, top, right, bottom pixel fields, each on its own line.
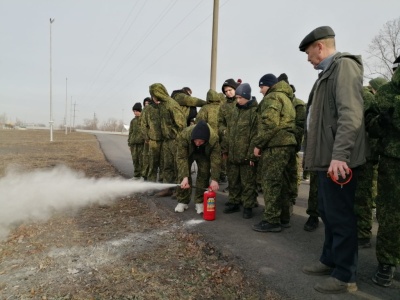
left=175, top=120, right=221, bottom=214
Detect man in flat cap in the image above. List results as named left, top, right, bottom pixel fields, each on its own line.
left=299, top=26, right=366, bottom=294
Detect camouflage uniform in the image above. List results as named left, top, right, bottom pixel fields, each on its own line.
left=140, top=102, right=163, bottom=182
left=196, top=89, right=223, bottom=131
left=218, top=94, right=237, bottom=182
left=224, top=97, right=258, bottom=208
left=140, top=105, right=150, bottom=180
left=287, top=96, right=306, bottom=207
left=254, top=81, right=297, bottom=225
left=354, top=87, right=379, bottom=243
left=365, top=67, right=400, bottom=267
left=150, top=83, right=186, bottom=184
left=128, top=114, right=144, bottom=178
left=176, top=123, right=221, bottom=204
left=171, top=89, right=206, bottom=126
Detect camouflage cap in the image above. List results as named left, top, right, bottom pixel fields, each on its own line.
left=299, top=26, right=335, bottom=52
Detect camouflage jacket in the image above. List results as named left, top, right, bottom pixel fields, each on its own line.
left=128, top=116, right=144, bottom=146
left=176, top=124, right=221, bottom=181
left=224, top=97, right=258, bottom=164
left=171, top=90, right=206, bottom=125
left=292, top=96, right=306, bottom=152
left=196, top=89, right=223, bottom=131
left=149, top=83, right=186, bottom=140
left=254, top=80, right=296, bottom=149
left=140, top=103, right=163, bottom=141
left=217, top=96, right=236, bottom=144
left=365, top=68, right=400, bottom=159
left=362, top=86, right=378, bottom=162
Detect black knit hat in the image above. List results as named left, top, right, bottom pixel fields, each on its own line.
left=132, top=102, right=142, bottom=112
left=299, top=26, right=335, bottom=52
left=277, top=73, right=289, bottom=83
left=259, top=74, right=278, bottom=87
left=221, top=78, right=240, bottom=92
left=235, top=83, right=252, bottom=100
left=182, top=87, right=192, bottom=95
left=191, top=120, right=210, bottom=141
left=143, top=97, right=151, bottom=106
left=393, top=55, right=400, bottom=71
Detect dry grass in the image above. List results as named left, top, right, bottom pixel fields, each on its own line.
left=0, top=129, right=275, bottom=300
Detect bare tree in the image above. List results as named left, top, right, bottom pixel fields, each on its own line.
left=100, top=118, right=119, bottom=132
left=365, top=17, right=400, bottom=80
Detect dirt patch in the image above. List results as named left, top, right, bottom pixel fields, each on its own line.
left=0, top=129, right=281, bottom=299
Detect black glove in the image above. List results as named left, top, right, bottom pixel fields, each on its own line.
left=378, top=107, right=395, bottom=127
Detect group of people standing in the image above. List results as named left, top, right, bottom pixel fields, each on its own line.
left=127, top=25, right=399, bottom=294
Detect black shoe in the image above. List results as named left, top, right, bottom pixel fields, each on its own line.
left=243, top=208, right=253, bottom=219
left=372, top=263, right=395, bottom=287
left=358, top=238, right=371, bottom=249
left=304, top=216, right=319, bottom=232
left=223, top=203, right=240, bottom=214
left=281, top=221, right=291, bottom=228
left=252, top=221, right=281, bottom=232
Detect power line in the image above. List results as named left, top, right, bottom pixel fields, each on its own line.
left=85, top=0, right=178, bottom=108
left=78, top=0, right=143, bottom=102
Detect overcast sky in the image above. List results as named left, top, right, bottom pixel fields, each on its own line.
left=1, top=0, right=399, bottom=126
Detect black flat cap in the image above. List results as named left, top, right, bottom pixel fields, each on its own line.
left=299, top=26, right=335, bottom=52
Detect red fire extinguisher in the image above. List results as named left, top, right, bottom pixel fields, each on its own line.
left=203, top=187, right=216, bottom=221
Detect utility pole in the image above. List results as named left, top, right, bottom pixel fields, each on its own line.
left=65, top=77, right=68, bottom=134
left=49, top=18, right=55, bottom=141
left=209, top=0, right=219, bottom=90
left=69, top=96, right=73, bottom=133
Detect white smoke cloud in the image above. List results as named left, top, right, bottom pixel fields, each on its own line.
left=0, top=165, right=176, bottom=240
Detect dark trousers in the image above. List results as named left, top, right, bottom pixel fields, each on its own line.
left=317, top=168, right=359, bottom=283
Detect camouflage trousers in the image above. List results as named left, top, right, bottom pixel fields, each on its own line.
left=162, top=139, right=178, bottom=184
left=354, top=160, right=377, bottom=240
left=286, top=151, right=300, bottom=205
left=220, top=155, right=227, bottom=179
left=176, top=153, right=211, bottom=204
left=227, top=163, right=257, bottom=208
left=376, top=156, right=400, bottom=266
left=141, top=142, right=149, bottom=179
left=130, top=144, right=143, bottom=178
left=306, top=171, right=319, bottom=217
left=260, top=146, right=295, bottom=224
left=147, top=140, right=162, bottom=182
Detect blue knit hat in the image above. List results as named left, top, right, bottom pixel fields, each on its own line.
left=235, top=83, right=251, bottom=100
left=259, top=74, right=278, bottom=87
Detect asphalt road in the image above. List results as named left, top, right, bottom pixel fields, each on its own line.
left=95, top=132, right=399, bottom=300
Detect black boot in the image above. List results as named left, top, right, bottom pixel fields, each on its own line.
left=252, top=220, right=281, bottom=232
left=304, top=216, right=319, bottom=232
left=242, top=208, right=253, bottom=219
left=372, top=263, right=395, bottom=287
left=223, top=203, right=240, bottom=214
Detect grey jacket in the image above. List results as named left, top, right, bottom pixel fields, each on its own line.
left=304, top=52, right=366, bottom=171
